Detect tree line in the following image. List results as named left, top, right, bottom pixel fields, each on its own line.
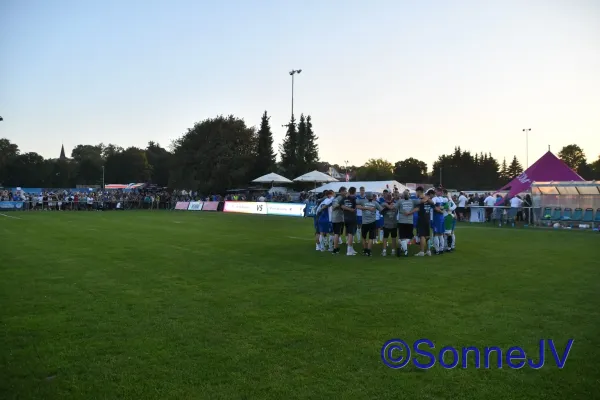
left=1, top=112, right=598, bottom=192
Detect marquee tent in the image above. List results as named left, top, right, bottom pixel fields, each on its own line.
left=252, top=172, right=293, bottom=184
left=498, top=151, right=584, bottom=198
left=311, top=180, right=410, bottom=194
left=294, top=170, right=338, bottom=183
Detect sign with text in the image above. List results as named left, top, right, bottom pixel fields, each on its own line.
left=223, top=201, right=267, bottom=214
left=174, top=202, right=190, bottom=210
left=188, top=201, right=203, bottom=211
left=266, top=202, right=306, bottom=217
left=202, top=201, right=219, bottom=211
left=305, top=202, right=317, bottom=217
left=0, top=201, right=24, bottom=210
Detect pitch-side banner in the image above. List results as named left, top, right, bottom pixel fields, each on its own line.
left=202, top=201, right=219, bottom=211
left=188, top=201, right=203, bottom=211
left=175, top=202, right=190, bottom=210
left=266, top=202, right=306, bottom=217
left=223, top=201, right=267, bottom=214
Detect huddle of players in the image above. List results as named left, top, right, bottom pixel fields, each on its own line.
left=314, top=186, right=457, bottom=257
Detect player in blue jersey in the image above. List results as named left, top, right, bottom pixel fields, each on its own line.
left=431, top=187, right=447, bottom=255
left=316, top=190, right=335, bottom=251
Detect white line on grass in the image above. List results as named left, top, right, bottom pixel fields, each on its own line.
left=0, top=213, right=22, bottom=220
left=287, top=236, right=314, bottom=241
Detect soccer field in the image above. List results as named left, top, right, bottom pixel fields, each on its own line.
left=1, top=211, right=599, bottom=400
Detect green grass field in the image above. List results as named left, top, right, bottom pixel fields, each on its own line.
left=1, top=211, right=599, bottom=399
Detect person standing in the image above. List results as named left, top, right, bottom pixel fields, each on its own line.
left=406, top=187, right=436, bottom=257
left=341, top=187, right=358, bottom=256
left=355, top=186, right=366, bottom=243
left=385, top=189, right=416, bottom=257
left=356, top=192, right=383, bottom=256
left=457, top=192, right=468, bottom=221
left=331, top=187, right=347, bottom=254
left=380, top=193, right=398, bottom=256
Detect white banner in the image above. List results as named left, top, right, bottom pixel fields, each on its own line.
left=266, top=202, right=306, bottom=217
left=223, top=201, right=267, bottom=214
left=188, top=201, right=203, bottom=211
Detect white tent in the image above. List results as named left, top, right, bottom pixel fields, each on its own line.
left=311, top=180, right=411, bottom=193
left=293, top=170, right=338, bottom=183
left=252, top=172, right=293, bottom=184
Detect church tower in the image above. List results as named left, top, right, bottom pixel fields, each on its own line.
left=60, top=144, right=66, bottom=160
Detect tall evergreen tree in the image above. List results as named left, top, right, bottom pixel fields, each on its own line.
left=507, top=156, right=524, bottom=178
left=296, top=114, right=307, bottom=174
left=254, top=111, right=276, bottom=177
left=304, top=115, right=319, bottom=171
left=279, top=116, right=297, bottom=177
left=499, top=157, right=508, bottom=183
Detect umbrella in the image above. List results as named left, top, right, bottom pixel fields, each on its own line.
left=252, top=173, right=293, bottom=184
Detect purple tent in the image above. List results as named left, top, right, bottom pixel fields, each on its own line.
left=498, top=151, right=584, bottom=198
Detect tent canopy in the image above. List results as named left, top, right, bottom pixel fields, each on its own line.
left=498, top=151, right=584, bottom=198
left=252, top=172, right=293, bottom=184
left=293, top=170, right=338, bottom=183
left=311, top=180, right=410, bottom=193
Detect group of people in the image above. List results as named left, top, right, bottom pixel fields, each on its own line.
left=313, top=186, right=457, bottom=257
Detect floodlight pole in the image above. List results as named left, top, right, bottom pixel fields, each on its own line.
left=289, top=69, right=302, bottom=120
left=102, top=166, right=105, bottom=189
left=523, top=128, right=531, bottom=168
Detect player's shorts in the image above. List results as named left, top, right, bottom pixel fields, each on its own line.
left=362, top=222, right=376, bottom=240
left=357, top=216, right=363, bottom=225
left=383, top=227, right=397, bottom=238
left=344, top=221, right=357, bottom=235
left=432, top=217, right=445, bottom=234
left=332, top=222, right=344, bottom=235
left=397, top=223, right=414, bottom=240
left=444, top=215, right=454, bottom=234
left=376, top=218, right=384, bottom=228
left=413, top=214, right=418, bottom=228
left=457, top=207, right=466, bottom=215
left=318, top=221, right=332, bottom=233
left=417, top=220, right=431, bottom=238
left=451, top=218, right=456, bottom=231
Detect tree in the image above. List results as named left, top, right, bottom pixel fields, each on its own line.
left=71, top=144, right=104, bottom=185
left=104, top=147, right=152, bottom=183
left=0, top=138, right=20, bottom=185
left=507, top=156, right=523, bottom=179
left=254, top=111, right=276, bottom=177
left=558, top=144, right=586, bottom=171
left=304, top=115, right=319, bottom=171
left=356, top=158, right=394, bottom=181
left=145, top=141, right=171, bottom=186
left=4, top=152, right=47, bottom=187
left=393, top=158, right=428, bottom=183
left=590, top=155, right=600, bottom=179
left=170, top=115, right=257, bottom=194
left=295, top=114, right=307, bottom=174
left=499, top=157, right=509, bottom=183
left=279, top=116, right=297, bottom=177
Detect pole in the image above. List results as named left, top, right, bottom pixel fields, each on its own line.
left=523, top=128, right=531, bottom=168
left=291, top=73, right=294, bottom=120
left=102, top=166, right=105, bottom=189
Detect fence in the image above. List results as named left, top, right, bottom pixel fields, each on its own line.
left=0, top=199, right=172, bottom=211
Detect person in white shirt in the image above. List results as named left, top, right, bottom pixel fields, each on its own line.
left=457, top=192, right=468, bottom=221
left=484, top=193, right=496, bottom=222
left=508, top=195, right=523, bottom=226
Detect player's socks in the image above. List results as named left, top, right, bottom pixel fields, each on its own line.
left=446, top=234, right=453, bottom=250
left=452, top=233, right=456, bottom=249
left=433, top=237, right=440, bottom=253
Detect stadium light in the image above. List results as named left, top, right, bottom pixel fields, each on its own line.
left=289, top=69, right=302, bottom=121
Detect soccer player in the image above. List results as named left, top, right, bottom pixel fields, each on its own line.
left=341, top=187, right=358, bottom=256
left=389, top=189, right=416, bottom=257
left=316, top=190, right=335, bottom=251
left=355, top=186, right=366, bottom=243
left=313, top=193, right=324, bottom=250
left=376, top=190, right=387, bottom=244
left=356, top=192, right=382, bottom=256
left=442, top=189, right=457, bottom=252
left=380, top=193, right=398, bottom=256
left=330, top=187, right=347, bottom=254
left=406, top=187, right=436, bottom=256
left=431, top=187, right=448, bottom=255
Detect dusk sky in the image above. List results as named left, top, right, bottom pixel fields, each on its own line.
left=1, top=0, right=599, bottom=170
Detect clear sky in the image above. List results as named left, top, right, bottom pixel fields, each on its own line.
left=1, top=0, right=599, bottom=170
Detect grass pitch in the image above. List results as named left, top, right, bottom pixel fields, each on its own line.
left=1, top=211, right=599, bottom=399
